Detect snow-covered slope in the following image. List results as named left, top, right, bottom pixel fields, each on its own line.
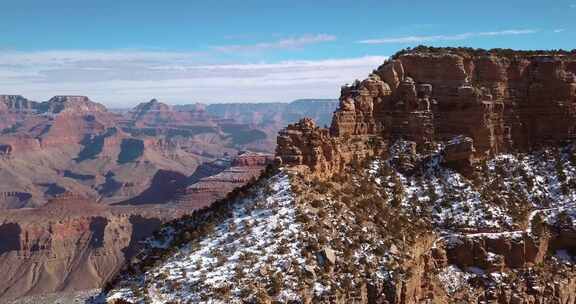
left=103, top=172, right=308, bottom=303
left=98, top=140, right=576, bottom=303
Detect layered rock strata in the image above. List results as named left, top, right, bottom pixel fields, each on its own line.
left=277, top=48, right=576, bottom=175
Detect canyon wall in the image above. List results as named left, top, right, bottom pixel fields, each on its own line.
left=277, top=48, right=576, bottom=175
left=0, top=198, right=182, bottom=302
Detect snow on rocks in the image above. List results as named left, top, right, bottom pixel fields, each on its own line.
left=487, top=145, right=576, bottom=209
left=105, top=172, right=305, bottom=304
left=369, top=140, right=513, bottom=231
left=371, top=140, right=576, bottom=295
left=373, top=140, right=576, bottom=233
left=437, top=265, right=475, bottom=294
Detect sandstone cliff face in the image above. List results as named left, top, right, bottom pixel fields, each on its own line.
left=277, top=49, right=576, bottom=175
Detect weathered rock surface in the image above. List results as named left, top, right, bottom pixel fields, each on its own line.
left=277, top=48, right=576, bottom=176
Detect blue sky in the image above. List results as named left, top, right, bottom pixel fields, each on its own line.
left=0, top=0, right=574, bottom=106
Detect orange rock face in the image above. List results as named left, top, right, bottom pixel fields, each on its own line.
left=277, top=48, right=576, bottom=174
left=277, top=118, right=383, bottom=176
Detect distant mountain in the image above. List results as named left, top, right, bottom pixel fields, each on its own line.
left=0, top=97, right=338, bottom=208
left=172, top=99, right=340, bottom=153
left=196, top=98, right=338, bottom=127
left=0, top=95, right=108, bottom=115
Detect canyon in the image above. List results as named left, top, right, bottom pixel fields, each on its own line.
left=0, top=152, right=274, bottom=302
left=0, top=96, right=336, bottom=208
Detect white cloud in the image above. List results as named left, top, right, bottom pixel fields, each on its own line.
left=213, top=34, right=336, bottom=52
left=357, top=29, right=538, bottom=44
left=554, top=29, right=566, bottom=33
left=0, top=49, right=385, bottom=107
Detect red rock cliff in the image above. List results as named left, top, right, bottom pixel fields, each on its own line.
left=277, top=48, right=576, bottom=173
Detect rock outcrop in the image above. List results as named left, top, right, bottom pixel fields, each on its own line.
left=277, top=117, right=383, bottom=176
left=277, top=47, right=576, bottom=176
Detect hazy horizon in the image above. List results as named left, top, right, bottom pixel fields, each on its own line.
left=2, top=95, right=340, bottom=109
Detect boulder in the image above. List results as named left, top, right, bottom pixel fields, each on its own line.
left=318, top=247, right=337, bottom=265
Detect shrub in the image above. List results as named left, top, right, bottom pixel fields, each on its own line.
left=267, top=272, right=284, bottom=296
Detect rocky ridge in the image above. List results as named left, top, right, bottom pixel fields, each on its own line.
left=99, top=47, right=576, bottom=304
left=100, top=140, right=576, bottom=304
